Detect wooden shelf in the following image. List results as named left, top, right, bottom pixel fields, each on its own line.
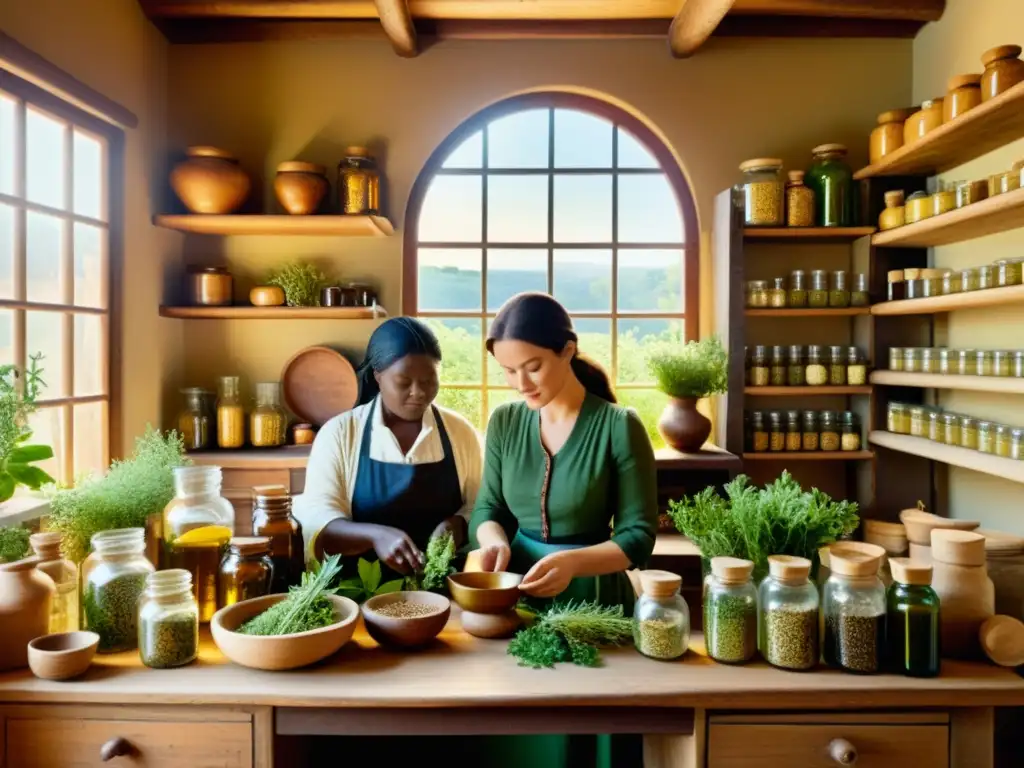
left=871, top=186, right=1024, bottom=248
left=652, top=533, right=701, bottom=558
left=743, top=227, right=875, bottom=242
left=870, top=431, right=1024, bottom=485
left=871, top=370, right=1024, bottom=395
left=153, top=214, right=395, bottom=237
left=745, top=307, right=871, bottom=317
left=854, top=81, right=1024, bottom=179
left=742, top=451, right=874, bottom=461
left=159, top=305, right=386, bottom=319
left=653, top=444, right=741, bottom=471
left=870, top=284, right=1024, bottom=316
left=189, top=445, right=312, bottom=470
left=745, top=386, right=871, bottom=396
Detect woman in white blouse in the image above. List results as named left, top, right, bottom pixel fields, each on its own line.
left=295, top=318, right=482, bottom=578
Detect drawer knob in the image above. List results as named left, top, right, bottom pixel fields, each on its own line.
left=828, top=738, right=858, bottom=765
left=100, top=737, right=135, bottom=761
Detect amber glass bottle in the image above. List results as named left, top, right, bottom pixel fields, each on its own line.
left=251, top=485, right=304, bottom=593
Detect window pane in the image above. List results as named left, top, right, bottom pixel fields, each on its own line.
left=487, top=109, right=548, bottom=169
left=425, top=317, right=482, bottom=383
left=418, top=176, right=481, bottom=242
left=573, top=318, right=611, bottom=374
left=487, top=176, right=548, bottom=243
left=618, top=249, right=684, bottom=312
left=74, top=223, right=106, bottom=308
left=73, top=130, right=104, bottom=220
left=0, top=94, right=15, bottom=195
left=74, top=400, right=107, bottom=478
left=26, top=311, right=66, bottom=397
left=553, top=175, right=612, bottom=243
left=554, top=109, right=612, bottom=169
left=553, top=250, right=611, bottom=312
left=0, top=204, right=13, bottom=300
left=617, top=318, right=685, bottom=384
left=418, top=248, right=481, bottom=312
left=617, top=127, right=659, bottom=169
left=442, top=130, right=482, bottom=169
left=616, top=389, right=667, bottom=449
left=0, top=310, right=13, bottom=367
left=26, top=406, right=63, bottom=482
left=485, top=318, right=505, bottom=387
left=487, top=388, right=520, bottom=419
left=486, top=248, right=546, bottom=311
left=26, top=108, right=66, bottom=209
left=618, top=174, right=683, bottom=244
left=26, top=211, right=66, bottom=304
left=436, top=389, right=481, bottom=430
left=74, top=314, right=104, bottom=396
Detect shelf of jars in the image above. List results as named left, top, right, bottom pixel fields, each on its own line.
left=870, top=431, right=1024, bottom=485
left=745, top=307, right=870, bottom=318
left=745, top=386, right=872, bottom=396
left=743, top=227, right=875, bottom=242
left=871, top=185, right=1024, bottom=248
left=159, top=305, right=387, bottom=320
left=871, top=371, right=1024, bottom=395
left=871, top=283, right=1024, bottom=316
left=743, top=451, right=874, bottom=461
left=153, top=214, right=395, bottom=237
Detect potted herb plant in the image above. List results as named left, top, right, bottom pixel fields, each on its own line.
left=265, top=262, right=329, bottom=307
left=0, top=354, right=55, bottom=505
left=648, top=336, right=728, bottom=452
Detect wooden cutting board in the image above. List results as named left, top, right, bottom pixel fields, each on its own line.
left=281, top=345, right=359, bottom=427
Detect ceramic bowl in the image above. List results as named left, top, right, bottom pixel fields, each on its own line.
left=447, top=571, right=523, bottom=614
left=211, top=593, right=359, bottom=671
left=27, top=631, right=99, bottom=681
left=362, top=591, right=451, bottom=648
left=899, top=509, right=979, bottom=546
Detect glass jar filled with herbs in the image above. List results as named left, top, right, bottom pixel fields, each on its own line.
left=177, top=387, right=212, bottom=452
left=787, top=346, right=805, bottom=386
left=942, top=413, right=962, bottom=447
left=806, top=345, right=828, bottom=386
left=937, top=349, right=954, bottom=375
left=979, top=264, right=995, bottom=290
left=748, top=411, right=768, bottom=452
left=768, top=411, right=785, bottom=452
left=801, top=410, right=819, bottom=451
left=829, top=271, right=850, bottom=308
left=909, top=406, right=929, bottom=438
left=822, top=543, right=886, bottom=674
left=740, top=158, right=785, bottom=226
left=904, top=348, right=922, bottom=373
left=138, top=569, right=199, bottom=669
left=920, top=348, right=938, bottom=374
left=961, top=267, right=980, bottom=292
left=809, top=270, right=829, bottom=308
left=806, top=143, right=854, bottom=227
left=770, top=346, right=787, bottom=386
left=1011, top=428, right=1024, bottom=460
left=1014, top=351, right=1024, bottom=378
left=249, top=382, right=287, bottom=448
left=788, top=270, right=808, bottom=308
left=847, top=347, right=867, bottom=386
left=978, top=421, right=997, bottom=453
left=995, top=424, right=1013, bottom=458
left=887, top=403, right=910, bottom=434
left=957, top=349, right=977, bottom=376
left=634, top=570, right=689, bottom=660
left=889, top=347, right=904, bottom=372
left=785, top=170, right=815, bottom=227
left=942, top=270, right=963, bottom=295
left=218, top=537, right=274, bottom=609
left=746, top=280, right=769, bottom=309
left=785, top=410, right=802, bottom=452
left=993, top=350, right=1012, bottom=377
left=996, top=258, right=1023, bottom=287
left=820, top=411, right=840, bottom=452
left=760, top=555, right=819, bottom=671
left=769, top=278, right=788, bottom=309
left=851, top=273, right=870, bottom=307
left=828, top=345, right=847, bottom=386
left=977, top=350, right=995, bottom=377
left=928, top=410, right=945, bottom=444
left=705, top=557, right=758, bottom=665
left=749, top=345, right=769, bottom=387
left=886, top=558, right=940, bottom=678
left=961, top=417, right=979, bottom=450
left=82, top=528, right=156, bottom=653
left=216, top=375, right=245, bottom=449
left=841, top=412, right=861, bottom=452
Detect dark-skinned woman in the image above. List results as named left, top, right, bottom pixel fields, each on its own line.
left=295, top=317, right=483, bottom=581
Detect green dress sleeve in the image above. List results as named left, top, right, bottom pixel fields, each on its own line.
left=469, top=405, right=519, bottom=544
left=609, top=408, right=659, bottom=568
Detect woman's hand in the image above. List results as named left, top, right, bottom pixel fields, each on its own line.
left=475, top=542, right=512, bottom=572
left=519, top=551, right=577, bottom=598
left=430, top=515, right=468, bottom=548
left=371, top=526, right=425, bottom=574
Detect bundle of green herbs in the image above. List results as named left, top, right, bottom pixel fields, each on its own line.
left=265, top=262, right=329, bottom=307
left=0, top=525, right=30, bottom=563
left=239, top=555, right=342, bottom=636
left=667, top=471, right=859, bottom=578
left=404, top=532, right=457, bottom=592
left=648, top=336, right=728, bottom=400
left=508, top=600, right=634, bottom=669
left=0, top=353, right=55, bottom=502
left=336, top=557, right=404, bottom=603
left=47, top=427, right=189, bottom=562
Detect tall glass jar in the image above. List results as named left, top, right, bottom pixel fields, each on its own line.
left=81, top=528, right=155, bottom=653
left=809, top=270, right=829, bottom=308
left=768, top=410, right=785, bottom=452
left=957, top=349, right=977, bottom=376
left=806, top=345, right=827, bottom=386
left=978, top=421, right=995, bottom=454
left=928, top=411, right=945, bottom=443
left=787, top=345, right=805, bottom=386
left=177, top=387, right=212, bottom=452
left=216, top=375, right=245, bottom=449
left=770, top=345, right=786, bottom=386
left=704, top=557, right=758, bottom=664
left=218, top=537, right=275, bottom=609
left=789, top=270, right=808, bottom=308
left=942, top=413, right=962, bottom=446
left=746, top=280, right=768, bottom=308
left=785, top=410, right=802, bottom=452
left=829, top=271, right=850, bottom=308
left=886, top=558, right=940, bottom=678
left=138, top=569, right=199, bottom=669
left=822, top=543, right=886, bottom=674
left=30, top=532, right=78, bottom=635
left=769, top=277, right=788, bottom=309
left=162, top=466, right=235, bottom=623
left=634, top=570, right=689, bottom=660
left=806, top=143, right=854, bottom=227
left=338, top=146, right=380, bottom=215
left=801, top=410, right=819, bottom=451
left=739, top=158, right=784, bottom=226
left=847, top=347, right=867, bottom=386
left=851, top=273, right=870, bottom=307
left=828, top=345, right=847, bottom=386
left=889, top=347, right=904, bottom=372
left=252, top=484, right=304, bottom=594
left=250, top=382, right=287, bottom=448
left=887, top=402, right=910, bottom=435
left=749, top=345, right=769, bottom=387
left=961, top=417, right=979, bottom=450
left=748, top=410, right=768, bottom=452
left=785, top=170, right=814, bottom=227
left=841, top=411, right=861, bottom=452
left=759, top=555, right=819, bottom=671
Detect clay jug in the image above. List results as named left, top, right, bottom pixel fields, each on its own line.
left=980, top=45, right=1024, bottom=102
left=0, top=556, right=56, bottom=671
left=274, top=162, right=329, bottom=215
left=657, top=397, right=711, bottom=452
left=170, top=146, right=250, bottom=214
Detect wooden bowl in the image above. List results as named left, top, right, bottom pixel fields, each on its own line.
left=211, top=593, right=359, bottom=671
left=447, top=572, right=523, bottom=614
left=27, top=631, right=99, bottom=681
left=899, top=509, right=979, bottom=546
left=362, top=591, right=451, bottom=648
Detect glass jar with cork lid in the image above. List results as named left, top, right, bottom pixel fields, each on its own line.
left=739, top=158, right=784, bottom=226
left=788, top=270, right=808, bottom=308
left=704, top=557, right=758, bottom=665
left=338, top=146, right=380, bottom=215
left=217, top=537, right=274, bottom=609
left=216, top=375, right=245, bottom=449
left=252, top=484, right=305, bottom=594
left=822, top=542, right=887, bottom=674
left=886, top=558, right=940, bottom=678
left=785, top=170, right=814, bottom=227
left=759, top=555, right=819, bottom=671
left=633, top=570, right=689, bottom=660
left=250, top=382, right=287, bottom=448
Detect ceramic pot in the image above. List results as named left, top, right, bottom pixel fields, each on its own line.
left=878, top=190, right=905, bottom=231
left=170, top=146, right=250, bottom=215
left=980, top=45, right=1024, bottom=102
left=274, top=162, right=329, bottom=215
left=657, top=397, right=711, bottom=452
left=0, top=557, right=56, bottom=672
left=869, top=108, right=914, bottom=164
left=944, top=74, right=982, bottom=121
left=903, top=99, right=943, bottom=145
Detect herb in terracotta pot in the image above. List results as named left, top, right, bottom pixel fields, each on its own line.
left=648, top=336, right=728, bottom=452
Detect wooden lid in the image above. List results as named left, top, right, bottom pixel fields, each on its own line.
left=887, top=269, right=905, bottom=281
left=982, top=45, right=1023, bottom=67
left=931, top=529, right=986, bottom=566
left=980, top=615, right=1024, bottom=667
left=787, top=170, right=805, bottom=182
left=947, top=73, right=982, bottom=91
left=229, top=536, right=272, bottom=556
left=252, top=484, right=288, bottom=498
left=921, top=268, right=947, bottom=279
left=827, top=542, right=885, bottom=578
left=277, top=161, right=326, bottom=175
left=768, top=555, right=811, bottom=584
left=920, top=97, right=944, bottom=109
left=863, top=520, right=906, bottom=537
left=711, top=556, right=754, bottom=584
left=739, top=157, right=782, bottom=172
left=344, top=146, right=372, bottom=158
left=878, top=108, right=916, bottom=124
left=884, top=190, right=905, bottom=206
left=639, top=569, right=681, bottom=598
left=903, top=268, right=923, bottom=279
left=186, top=146, right=235, bottom=159
left=889, top=557, right=932, bottom=586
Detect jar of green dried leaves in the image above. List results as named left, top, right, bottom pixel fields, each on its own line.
left=138, top=568, right=199, bottom=669
left=704, top=557, right=758, bottom=665
left=759, top=555, right=819, bottom=671
left=822, top=543, right=886, bottom=674
left=633, top=570, right=689, bottom=661
left=81, top=528, right=155, bottom=653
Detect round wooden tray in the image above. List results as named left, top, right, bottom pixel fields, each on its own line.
left=281, top=345, right=358, bottom=427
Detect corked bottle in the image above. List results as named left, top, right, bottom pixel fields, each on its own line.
left=821, top=542, right=886, bottom=674
left=930, top=529, right=994, bottom=659
left=252, top=485, right=304, bottom=594
left=30, top=532, right=79, bottom=635
left=886, top=558, right=940, bottom=678
left=704, top=557, right=758, bottom=665
left=218, top=537, right=274, bottom=609
left=759, top=555, right=819, bottom=671
left=633, top=570, right=689, bottom=660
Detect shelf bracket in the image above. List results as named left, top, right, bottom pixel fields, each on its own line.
left=374, top=0, right=418, bottom=58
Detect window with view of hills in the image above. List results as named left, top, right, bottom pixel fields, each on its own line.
left=405, top=94, right=697, bottom=447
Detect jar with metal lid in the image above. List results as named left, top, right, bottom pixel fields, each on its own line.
left=809, top=270, right=829, bottom=308
left=785, top=171, right=815, bottom=227
left=634, top=570, right=689, bottom=660
left=903, top=268, right=921, bottom=299
left=1014, top=351, right=1024, bottom=378
left=841, top=412, right=861, bottom=452
left=976, top=350, right=995, bottom=376
left=960, top=267, right=980, bottom=292
left=785, top=410, right=802, bottom=452
left=957, top=349, right=978, bottom=376
left=928, top=411, right=946, bottom=443
left=250, top=382, right=287, bottom=448
left=828, top=345, right=847, bottom=385
left=768, top=277, right=787, bottom=308
left=218, top=537, right=274, bottom=609
left=802, top=410, right=819, bottom=451
left=1012, top=428, right=1024, bottom=460
left=996, top=259, right=1023, bottom=287
left=829, top=271, right=850, bottom=308
left=979, top=264, right=995, bottom=290
left=177, top=387, right=212, bottom=452
left=889, top=347, right=904, bottom=371
left=186, top=265, right=233, bottom=307
left=806, top=143, right=853, bottom=227
left=788, top=270, right=808, bottom=308
left=995, top=424, right=1013, bottom=458
left=705, top=557, right=758, bottom=664
left=82, top=528, right=155, bottom=653
left=216, top=375, right=245, bottom=449
left=942, top=271, right=963, bottom=295
left=252, top=484, right=304, bottom=594
left=850, top=273, right=869, bottom=307
left=739, top=158, right=784, bottom=226
left=920, top=348, right=938, bottom=374
left=887, top=270, right=906, bottom=301
left=749, top=345, right=769, bottom=387
left=903, top=348, right=922, bottom=373
left=905, top=191, right=932, bottom=224
left=768, top=410, right=785, bottom=452
left=346, top=282, right=378, bottom=308
left=909, top=406, right=929, bottom=438
left=787, top=345, right=805, bottom=386
left=920, top=269, right=945, bottom=298
left=978, top=421, right=995, bottom=454
left=887, top=403, right=909, bottom=435
left=805, top=345, right=827, bottom=386
left=338, top=146, right=380, bottom=215
left=956, top=180, right=988, bottom=208
left=937, top=349, right=954, bottom=375
left=770, top=345, right=786, bottom=386
left=748, top=411, right=768, bottom=452
left=138, top=569, right=199, bottom=669
left=746, top=280, right=768, bottom=308
left=961, top=417, right=979, bottom=450
left=992, top=350, right=1012, bottom=377
left=846, top=347, right=867, bottom=386
left=822, top=543, right=886, bottom=674
left=941, top=413, right=962, bottom=447
left=886, top=558, right=940, bottom=678
left=759, top=555, right=819, bottom=671
left=820, top=411, right=840, bottom=452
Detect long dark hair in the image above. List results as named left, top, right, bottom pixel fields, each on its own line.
left=486, top=292, right=616, bottom=403
left=356, top=317, right=443, bottom=405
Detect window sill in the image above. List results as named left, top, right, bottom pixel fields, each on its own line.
left=0, top=494, right=51, bottom=526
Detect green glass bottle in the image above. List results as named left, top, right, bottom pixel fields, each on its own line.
left=885, top=558, right=940, bottom=678
left=806, top=144, right=854, bottom=227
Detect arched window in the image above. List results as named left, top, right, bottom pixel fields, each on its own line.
left=403, top=93, right=698, bottom=442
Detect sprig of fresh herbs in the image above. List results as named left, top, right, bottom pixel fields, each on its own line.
left=508, top=600, right=634, bottom=669
left=239, top=555, right=343, bottom=635
left=336, top=557, right=404, bottom=603
left=405, top=532, right=457, bottom=592
left=0, top=525, right=30, bottom=563
left=265, top=262, right=329, bottom=307
left=0, top=353, right=55, bottom=502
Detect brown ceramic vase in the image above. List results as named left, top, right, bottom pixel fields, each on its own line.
left=170, top=146, right=250, bottom=214
left=657, top=396, right=711, bottom=452
left=0, top=556, right=56, bottom=672
left=274, top=162, right=329, bottom=215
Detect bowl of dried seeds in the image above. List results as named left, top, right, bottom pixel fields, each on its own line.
left=362, top=591, right=451, bottom=648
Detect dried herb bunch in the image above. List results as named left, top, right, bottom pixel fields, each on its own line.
left=265, top=263, right=329, bottom=307
left=648, top=336, right=728, bottom=400
left=508, top=600, right=634, bottom=669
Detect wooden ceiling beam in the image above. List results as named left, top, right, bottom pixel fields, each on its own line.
left=668, top=0, right=736, bottom=58
left=373, top=0, right=418, bottom=56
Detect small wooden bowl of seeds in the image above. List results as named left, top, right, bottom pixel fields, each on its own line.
left=362, top=591, right=451, bottom=649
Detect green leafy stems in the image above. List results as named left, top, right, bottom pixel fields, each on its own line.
left=336, top=558, right=405, bottom=603
left=647, top=336, right=729, bottom=401
left=239, top=555, right=344, bottom=636
left=0, top=525, right=30, bottom=563
left=264, top=262, right=329, bottom=307
left=508, top=600, right=634, bottom=669
left=404, top=532, right=457, bottom=592
left=0, top=353, right=55, bottom=502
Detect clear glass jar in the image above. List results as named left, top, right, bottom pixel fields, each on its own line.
left=847, top=347, right=867, bottom=386
left=851, top=273, right=869, bottom=307
left=942, top=271, right=963, bottom=295
left=788, top=270, right=808, bottom=308
left=829, top=270, right=850, bottom=308
left=748, top=410, right=768, bottom=452
left=809, top=270, right=829, bottom=308
left=704, top=557, right=758, bottom=664
left=928, top=411, right=945, bottom=443
left=977, top=350, right=995, bottom=376
left=978, top=421, right=995, bottom=454
left=957, top=349, right=978, bottom=376
left=937, top=349, right=954, bottom=375
left=806, top=345, right=828, bottom=386
left=785, top=170, right=815, bottom=227
left=634, top=570, right=689, bottom=660
left=746, top=280, right=769, bottom=308
left=768, top=410, right=785, bottom=453
left=218, top=537, right=274, bottom=608
left=942, top=413, right=962, bottom=446
left=785, top=410, right=802, bottom=452
left=81, top=528, right=155, bottom=653
left=889, top=347, right=904, bottom=372
left=885, top=558, right=940, bottom=678
left=252, top=484, right=304, bottom=594
left=820, top=410, right=840, bottom=452
left=995, top=424, right=1013, bottom=458
left=177, top=387, right=212, bottom=452
left=996, top=258, right=1023, bottom=287
left=806, top=143, right=853, bottom=227
left=769, top=277, right=788, bottom=309
left=216, top=375, right=245, bottom=449
left=920, top=348, right=939, bottom=374
left=749, top=345, right=769, bottom=387
left=338, top=147, right=380, bottom=215
left=961, top=417, right=979, bottom=450
left=138, top=569, right=199, bottom=669
left=822, top=549, right=886, bottom=674
left=887, top=403, right=910, bottom=435
left=739, top=158, right=784, bottom=226
left=759, top=555, right=819, bottom=671
left=961, top=267, right=980, bottom=292
left=770, top=345, right=787, bottom=386
left=30, top=532, right=78, bottom=635
left=1014, top=351, right=1024, bottom=378
left=1011, top=428, right=1024, bottom=461
left=801, top=410, right=819, bottom=451
left=909, top=406, right=929, bottom=438
left=250, top=382, right=287, bottom=448
left=841, top=411, right=861, bottom=452
left=993, top=350, right=1012, bottom=377
left=979, top=264, right=995, bottom=290
left=828, top=345, right=846, bottom=385
left=162, top=466, right=235, bottom=623
left=903, top=348, right=922, bottom=373
left=787, top=345, right=805, bottom=386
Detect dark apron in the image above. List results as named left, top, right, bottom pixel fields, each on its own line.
left=347, top=400, right=463, bottom=583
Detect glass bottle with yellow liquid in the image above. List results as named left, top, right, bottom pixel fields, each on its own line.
left=162, top=466, right=235, bottom=623
left=30, top=532, right=78, bottom=634
left=217, top=375, right=245, bottom=449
